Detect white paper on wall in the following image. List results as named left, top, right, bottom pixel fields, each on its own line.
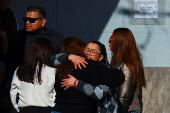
left=134, top=0, right=158, bottom=18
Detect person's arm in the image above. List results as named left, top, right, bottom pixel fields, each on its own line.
left=62, top=60, right=124, bottom=90
left=0, top=76, right=9, bottom=110
left=10, top=68, right=20, bottom=112
left=6, top=9, right=18, bottom=33
left=0, top=30, right=8, bottom=53
left=61, top=60, right=125, bottom=90
left=117, top=64, right=134, bottom=113
left=77, top=80, right=110, bottom=100
left=50, top=53, right=70, bottom=66
left=61, top=75, right=110, bottom=100
left=92, top=61, right=125, bottom=88
left=50, top=53, right=88, bottom=69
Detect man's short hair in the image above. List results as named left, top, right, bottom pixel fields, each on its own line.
left=27, top=6, right=46, bottom=18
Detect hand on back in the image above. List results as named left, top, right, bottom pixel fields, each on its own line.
left=68, top=54, right=88, bottom=69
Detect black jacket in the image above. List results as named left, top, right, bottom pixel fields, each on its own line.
left=9, top=27, right=65, bottom=69
left=54, top=59, right=125, bottom=113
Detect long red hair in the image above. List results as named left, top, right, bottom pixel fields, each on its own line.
left=110, top=28, right=146, bottom=88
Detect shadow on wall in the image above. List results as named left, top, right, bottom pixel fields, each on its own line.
left=56, top=0, right=120, bottom=43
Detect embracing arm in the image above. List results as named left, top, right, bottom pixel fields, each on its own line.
left=61, top=75, right=110, bottom=100
left=0, top=30, right=8, bottom=53
left=50, top=53, right=70, bottom=66
left=76, top=80, right=110, bottom=100
left=117, top=64, right=134, bottom=113
left=92, top=62, right=125, bottom=88
left=50, top=53, right=87, bottom=69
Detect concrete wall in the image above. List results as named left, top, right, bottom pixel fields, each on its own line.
left=143, top=67, right=170, bottom=113
left=9, top=0, right=170, bottom=113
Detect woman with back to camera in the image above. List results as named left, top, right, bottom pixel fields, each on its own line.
left=108, top=28, right=146, bottom=113
left=51, top=40, right=123, bottom=113
left=52, top=37, right=124, bottom=113
left=10, top=38, right=56, bottom=113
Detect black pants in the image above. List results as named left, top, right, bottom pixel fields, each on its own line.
left=19, top=107, right=52, bottom=113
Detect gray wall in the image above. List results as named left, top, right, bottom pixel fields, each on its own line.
left=9, top=0, right=170, bottom=113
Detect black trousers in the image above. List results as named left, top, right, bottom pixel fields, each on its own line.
left=19, top=107, right=52, bottom=113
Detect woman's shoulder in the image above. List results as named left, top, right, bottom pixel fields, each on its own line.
left=115, top=62, right=124, bottom=70
left=41, top=64, right=56, bottom=76
left=85, top=59, right=105, bottom=65
left=85, top=59, right=97, bottom=66
left=85, top=58, right=94, bottom=63
left=85, top=59, right=107, bottom=68
left=116, top=63, right=132, bottom=78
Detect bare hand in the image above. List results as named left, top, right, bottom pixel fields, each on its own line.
left=61, top=74, right=78, bottom=90
left=68, top=54, right=88, bottom=69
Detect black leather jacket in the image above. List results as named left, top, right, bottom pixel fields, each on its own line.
left=116, top=63, right=136, bottom=113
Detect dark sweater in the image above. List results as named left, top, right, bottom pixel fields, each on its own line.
left=10, top=27, right=65, bottom=69
left=0, top=7, right=17, bottom=50
left=0, top=7, right=17, bottom=72
left=53, top=59, right=124, bottom=113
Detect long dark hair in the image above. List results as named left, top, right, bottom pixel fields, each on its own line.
left=110, top=28, right=146, bottom=88
left=17, top=38, right=55, bottom=84
left=90, top=41, right=109, bottom=65
left=56, top=37, right=86, bottom=79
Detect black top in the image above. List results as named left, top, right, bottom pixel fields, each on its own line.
left=0, top=7, right=17, bottom=70
left=0, top=50, right=6, bottom=62
left=9, top=27, right=65, bottom=70
left=53, top=59, right=125, bottom=113
left=0, top=7, right=17, bottom=50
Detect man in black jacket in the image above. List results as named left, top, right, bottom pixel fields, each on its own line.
left=12, top=6, right=65, bottom=70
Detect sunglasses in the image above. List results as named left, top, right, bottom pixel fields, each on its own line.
left=23, top=17, right=43, bottom=23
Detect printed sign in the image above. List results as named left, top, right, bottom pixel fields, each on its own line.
left=135, top=0, right=158, bottom=18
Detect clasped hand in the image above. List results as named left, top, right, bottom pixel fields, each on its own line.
left=61, top=74, right=77, bottom=90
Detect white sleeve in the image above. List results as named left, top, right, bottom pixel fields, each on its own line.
left=10, top=68, right=20, bottom=112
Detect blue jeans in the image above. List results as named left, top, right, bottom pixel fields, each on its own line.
left=51, top=111, right=61, bottom=113
left=128, top=110, right=142, bottom=113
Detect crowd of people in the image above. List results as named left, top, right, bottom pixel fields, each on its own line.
left=0, top=1, right=146, bottom=113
